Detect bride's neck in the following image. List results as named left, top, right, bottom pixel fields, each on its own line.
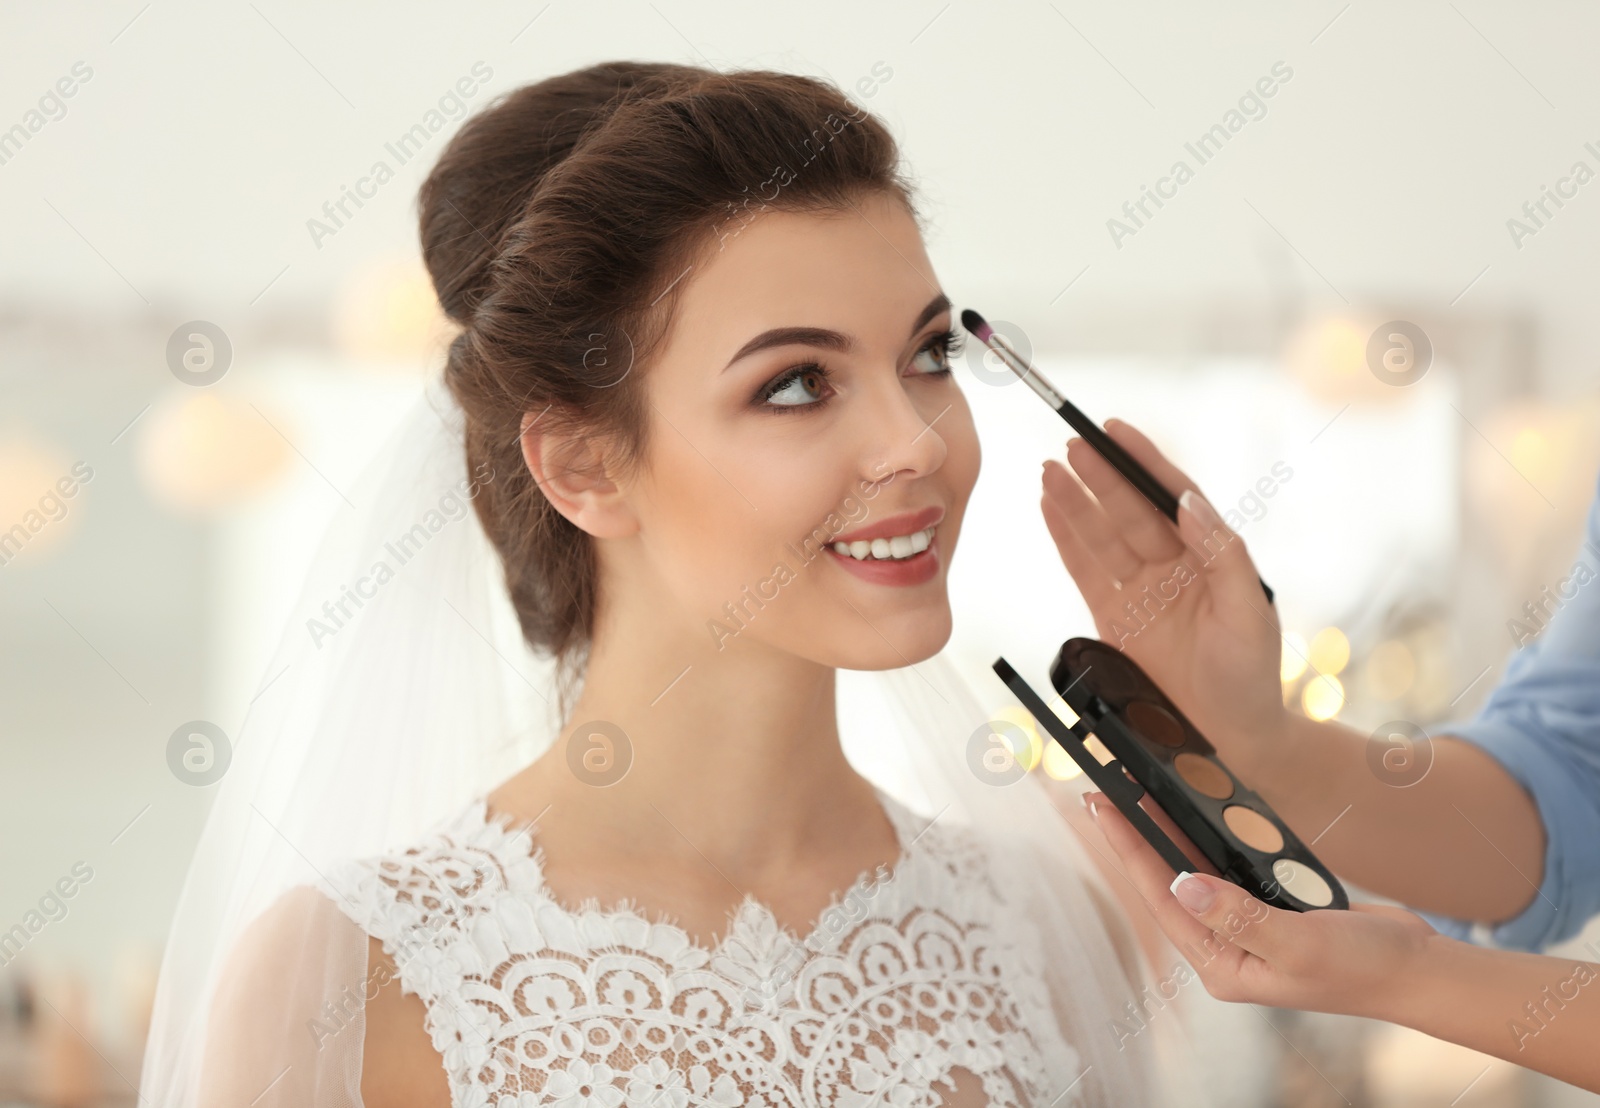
left=492, top=610, right=876, bottom=874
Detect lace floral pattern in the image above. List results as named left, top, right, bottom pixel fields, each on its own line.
left=322, top=790, right=1082, bottom=1107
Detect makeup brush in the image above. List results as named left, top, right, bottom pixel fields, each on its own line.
left=962, top=308, right=1274, bottom=604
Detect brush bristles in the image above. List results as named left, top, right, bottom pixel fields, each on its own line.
left=959, top=308, right=992, bottom=343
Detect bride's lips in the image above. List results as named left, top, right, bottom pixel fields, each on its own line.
left=824, top=506, right=944, bottom=587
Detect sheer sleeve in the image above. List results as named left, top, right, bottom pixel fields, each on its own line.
left=197, top=885, right=370, bottom=1108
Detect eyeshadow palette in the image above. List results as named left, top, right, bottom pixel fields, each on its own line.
left=992, top=637, right=1348, bottom=912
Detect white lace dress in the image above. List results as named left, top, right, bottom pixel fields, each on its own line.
left=320, top=787, right=1086, bottom=1108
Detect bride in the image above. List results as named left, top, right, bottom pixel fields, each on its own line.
left=139, top=62, right=1203, bottom=1106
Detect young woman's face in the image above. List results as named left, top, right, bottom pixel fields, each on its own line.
left=624, top=189, right=980, bottom=670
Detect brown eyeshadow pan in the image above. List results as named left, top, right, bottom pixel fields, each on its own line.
left=1222, top=805, right=1284, bottom=853
left=1071, top=642, right=1144, bottom=701
left=1123, top=700, right=1186, bottom=747
left=1173, top=752, right=1233, bottom=800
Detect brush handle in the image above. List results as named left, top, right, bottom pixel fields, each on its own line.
left=1054, top=400, right=1178, bottom=516
left=1055, top=401, right=1276, bottom=605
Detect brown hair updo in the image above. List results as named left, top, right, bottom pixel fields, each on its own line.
left=423, top=61, right=914, bottom=711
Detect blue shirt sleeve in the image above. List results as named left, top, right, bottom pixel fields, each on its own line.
left=1416, top=469, right=1600, bottom=952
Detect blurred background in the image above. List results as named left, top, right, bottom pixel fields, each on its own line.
left=3, top=2, right=1599, bottom=1104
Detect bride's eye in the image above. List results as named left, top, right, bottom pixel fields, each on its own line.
left=758, top=363, right=834, bottom=412
left=756, top=328, right=961, bottom=414
left=909, top=328, right=963, bottom=377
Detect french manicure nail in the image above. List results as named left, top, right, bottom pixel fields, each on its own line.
left=1170, top=871, right=1216, bottom=913
left=1178, top=488, right=1223, bottom=531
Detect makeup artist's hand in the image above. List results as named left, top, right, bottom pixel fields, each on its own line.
left=1087, top=789, right=1600, bottom=1092
left=1040, top=420, right=1289, bottom=778
left=1082, top=790, right=1435, bottom=1019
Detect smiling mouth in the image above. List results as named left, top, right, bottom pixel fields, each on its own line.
left=829, top=525, right=936, bottom=562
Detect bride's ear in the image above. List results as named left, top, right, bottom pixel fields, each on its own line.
left=519, top=409, right=637, bottom=538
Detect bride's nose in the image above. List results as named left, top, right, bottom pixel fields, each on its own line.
left=857, top=370, right=949, bottom=482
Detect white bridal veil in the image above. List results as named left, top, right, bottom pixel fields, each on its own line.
left=137, top=372, right=1208, bottom=1106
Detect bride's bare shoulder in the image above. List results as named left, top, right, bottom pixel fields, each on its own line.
left=360, top=930, right=450, bottom=1107
left=202, top=885, right=448, bottom=1108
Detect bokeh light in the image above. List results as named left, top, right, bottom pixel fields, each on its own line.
left=1282, top=314, right=1396, bottom=406
left=990, top=704, right=1044, bottom=773
left=1465, top=396, right=1600, bottom=583
left=0, top=433, right=80, bottom=565
left=1302, top=674, right=1346, bottom=720
left=1280, top=631, right=1309, bottom=682
left=135, top=391, right=291, bottom=513
left=333, top=254, right=454, bottom=370
left=1308, top=626, right=1350, bottom=676
left=1041, top=739, right=1082, bottom=781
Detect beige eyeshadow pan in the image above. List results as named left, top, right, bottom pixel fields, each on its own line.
left=1222, top=804, right=1284, bottom=853
left=1271, top=858, right=1335, bottom=907
left=1173, top=752, right=1233, bottom=799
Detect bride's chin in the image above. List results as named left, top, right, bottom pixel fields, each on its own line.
left=827, top=606, right=954, bottom=671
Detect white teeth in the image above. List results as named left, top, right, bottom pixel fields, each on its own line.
left=832, top=526, right=935, bottom=561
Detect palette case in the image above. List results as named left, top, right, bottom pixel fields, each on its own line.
left=993, top=636, right=1349, bottom=913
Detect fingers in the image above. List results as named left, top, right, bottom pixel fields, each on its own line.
left=1167, top=871, right=1286, bottom=964
left=1174, top=489, right=1274, bottom=619
left=1040, top=489, right=1123, bottom=620
left=1084, top=793, right=1229, bottom=955
left=1041, top=457, right=1144, bottom=585
left=1102, top=419, right=1200, bottom=503
left=1099, top=418, right=1274, bottom=615
left=1064, top=433, right=1189, bottom=567
left=1089, top=786, right=1415, bottom=1017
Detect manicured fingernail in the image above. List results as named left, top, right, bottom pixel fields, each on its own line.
left=1170, top=871, right=1216, bottom=913
left=1178, top=488, right=1222, bottom=531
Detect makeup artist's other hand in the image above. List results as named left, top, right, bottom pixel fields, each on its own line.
left=1084, top=790, right=1437, bottom=1020
left=1040, top=419, right=1288, bottom=777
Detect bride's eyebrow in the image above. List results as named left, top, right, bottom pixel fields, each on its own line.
left=720, top=292, right=952, bottom=373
